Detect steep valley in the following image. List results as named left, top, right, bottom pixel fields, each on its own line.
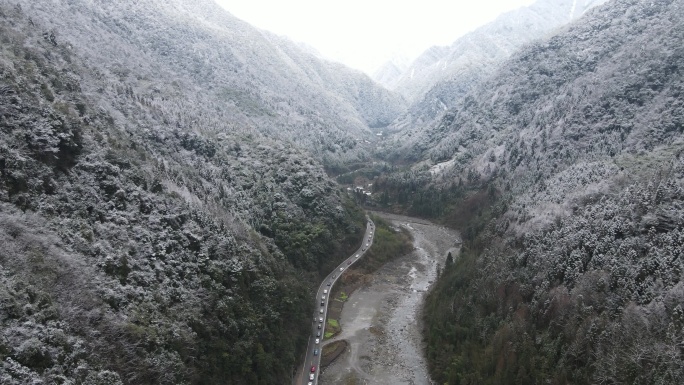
left=2, top=0, right=684, bottom=384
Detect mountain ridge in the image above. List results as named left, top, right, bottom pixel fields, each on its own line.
left=0, top=1, right=388, bottom=383
left=18, top=0, right=405, bottom=166
left=376, top=0, right=609, bottom=145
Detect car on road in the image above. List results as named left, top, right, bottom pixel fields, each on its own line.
left=319, top=309, right=324, bottom=314
left=362, top=247, right=366, bottom=251
left=339, top=267, right=344, bottom=271
left=355, top=254, right=359, bottom=258
left=319, top=317, right=323, bottom=323
left=323, top=289, right=328, bottom=294
left=347, top=261, right=351, bottom=265
left=320, top=301, right=324, bottom=306
left=313, top=349, right=319, bottom=356
left=321, top=295, right=326, bottom=300
left=309, top=373, right=315, bottom=380
left=311, top=365, right=316, bottom=373
left=315, top=338, right=320, bottom=344
left=317, top=324, right=321, bottom=329
left=327, top=281, right=331, bottom=286
left=308, top=382, right=313, bottom=385
left=316, top=331, right=321, bottom=337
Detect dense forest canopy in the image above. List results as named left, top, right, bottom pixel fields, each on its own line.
left=0, top=1, right=377, bottom=383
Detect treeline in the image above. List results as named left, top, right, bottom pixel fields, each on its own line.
left=372, top=171, right=465, bottom=218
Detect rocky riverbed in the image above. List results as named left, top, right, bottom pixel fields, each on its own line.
left=319, top=214, right=460, bottom=385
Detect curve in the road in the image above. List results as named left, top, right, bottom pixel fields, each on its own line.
left=296, top=217, right=375, bottom=385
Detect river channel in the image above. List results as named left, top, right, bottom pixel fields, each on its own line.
left=319, top=213, right=461, bottom=385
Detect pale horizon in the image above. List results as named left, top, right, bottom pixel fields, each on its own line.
left=215, top=0, right=537, bottom=75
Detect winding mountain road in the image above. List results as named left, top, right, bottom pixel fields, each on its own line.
left=296, top=218, right=375, bottom=385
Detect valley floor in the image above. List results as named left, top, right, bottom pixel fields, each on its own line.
left=319, top=214, right=460, bottom=384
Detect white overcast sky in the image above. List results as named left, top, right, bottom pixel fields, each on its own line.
left=215, top=0, right=536, bottom=75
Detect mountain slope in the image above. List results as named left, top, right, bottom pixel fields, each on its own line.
left=262, top=32, right=406, bottom=131
left=381, top=0, right=606, bottom=101
left=379, top=0, right=607, bottom=141
left=0, top=1, right=376, bottom=383
left=395, top=0, right=683, bottom=180
left=372, top=55, right=411, bottom=91
left=15, top=0, right=405, bottom=167
left=392, top=0, right=684, bottom=382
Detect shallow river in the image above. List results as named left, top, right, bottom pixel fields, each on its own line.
left=319, top=213, right=460, bottom=385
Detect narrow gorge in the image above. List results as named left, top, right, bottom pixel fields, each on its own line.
left=2, top=0, right=683, bottom=384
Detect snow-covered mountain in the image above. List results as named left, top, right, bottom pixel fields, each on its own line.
left=382, top=0, right=607, bottom=103
left=374, top=0, right=607, bottom=138
left=378, top=0, right=684, bottom=382
left=372, top=54, right=412, bottom=91
left=0, top=0, right=401, bottom=383
left=15, top=0, right=405, bottom=166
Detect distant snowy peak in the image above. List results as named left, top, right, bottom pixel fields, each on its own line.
left=294, top=41, right=325, bottom=59
left=575, top=0, right=609, bottom=17
left=386, top=0, right=609, bottom=102
left=372, top=55, right=412, bottom=89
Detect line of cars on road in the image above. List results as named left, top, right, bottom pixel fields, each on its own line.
left=306, top=221, right=374, bottom=385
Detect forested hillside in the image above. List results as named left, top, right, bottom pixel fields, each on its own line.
left=3, top=0, right=684, bottom=383
left=382, top=0, right=684, bottom=383
left=0, top=1, right=375, bottom=383
left=11, top=0, right=405, bottom=169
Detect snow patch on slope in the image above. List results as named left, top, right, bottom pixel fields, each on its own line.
left=429, top=158, right=456, bottom=175
left=570, top=0, right=577, bottom=19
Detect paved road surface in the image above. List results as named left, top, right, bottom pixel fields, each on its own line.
left=296, top=217, right=375, bottom=385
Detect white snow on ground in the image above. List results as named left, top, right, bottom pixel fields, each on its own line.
left=429, top=158, right=455, bottom=175
left=570, top=0, right=577, bottom=19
